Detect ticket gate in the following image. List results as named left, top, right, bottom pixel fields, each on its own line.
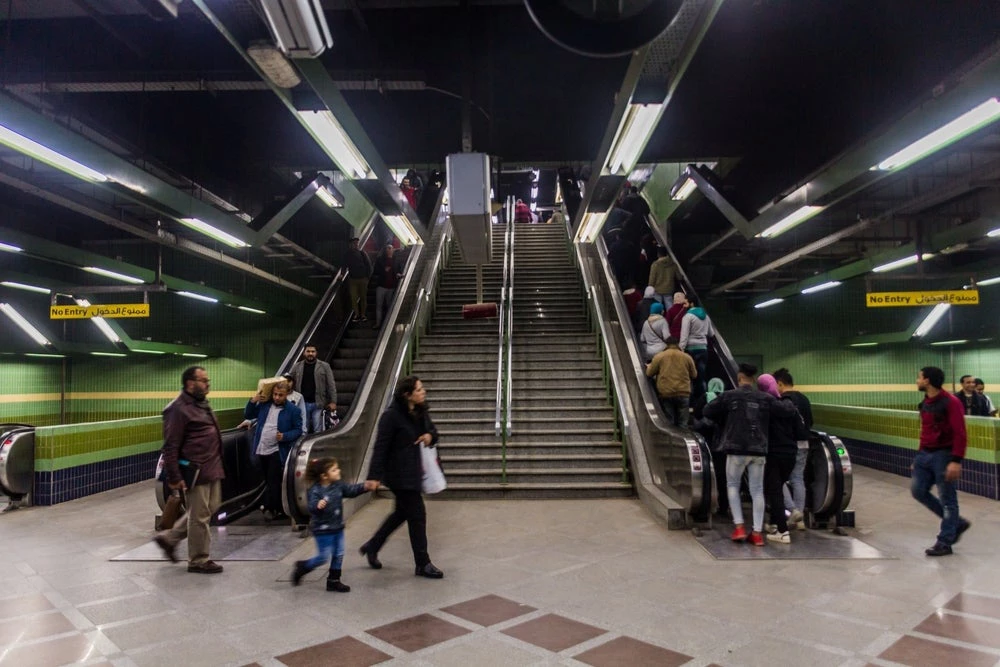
left=0, top=424, right=35, bottom=511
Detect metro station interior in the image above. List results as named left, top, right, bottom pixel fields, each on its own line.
left=2, top=1, right=1000, bottom=666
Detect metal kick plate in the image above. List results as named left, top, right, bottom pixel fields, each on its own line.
left=695, top=523, right=893, bottom=561
left=111, top=526, right=305, bottom=562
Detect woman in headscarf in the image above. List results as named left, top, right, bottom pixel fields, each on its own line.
left=693, top=377, right=728, bottom=518
left=758, top=373, right=808, bottom=544
left=639, top=302, right=671, bottom=363
left=665, top=292, right=689, bottom=340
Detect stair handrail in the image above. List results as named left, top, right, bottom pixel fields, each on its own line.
left=494, top=214, right=511, bottom=437
left=504, top=217, right=515, bottom=440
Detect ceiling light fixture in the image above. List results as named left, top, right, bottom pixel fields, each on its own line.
left=315, top=184, right=343, bottom=208
left=987, top=227, right=1000, bottom=238
left=0, top=123, right=108, bottom=182
left=178, top=217, right=249, bottom=248
left=671, top=177, right=697, bottom=201
left=1, top=281, right=50, bottom=294
left=913, top=303, right=950, bottom=338
left=176, top=291, right=218, bottom=304
left=132, top=349, right=167, bottom=354
left=976, top=275, right=1000, bottom=287
left=930, top=339, right=968, bottom=346
left=90, top=352, right=126, bottom=357
left=74, top=298, right=122, bottom=343
left=25, top=353, right=65, bottom=358
left=576, top=211, right=607, bottom=243
left=754, top=298, right=784, bottom=309
left=801, top=280, right=841, bottom=295
left=849, top=342, right=878, bottom=347
left=0, top=242, right=24, bottom=253
left=259, top=0, right=334, bottom=58
left=877, top=97, right=1000, bottom=171
left=759, top=205, right=824, bottom=239
left=247, top=40, right=302, bottom=88
left=181, top=352, right=208, bottom=358
left=382, top=215, right=418, bottom=246
left=298, top=110, right=372, bottom=179
left=606, top=103, right=662, bottom=176
left=83, top=266, right=145, bottom=284
left=872, top=253, right=934, bottom=273
left=0, top=302, right=51, bottom=346
left=237, top=305, right=266, bottom=314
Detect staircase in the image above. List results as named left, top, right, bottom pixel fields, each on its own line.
left=330, top=322, right=377, bottom=416
left=504, top=223, right=631, bottom=498
left=412, top=227, right=505, bottom=490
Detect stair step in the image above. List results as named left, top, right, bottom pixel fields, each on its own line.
left=430, top=482, right=633, bottom=500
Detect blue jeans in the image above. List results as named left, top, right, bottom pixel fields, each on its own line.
left=783, top=446, right=808, bottom=513
left=305, top=530, right=345, bottom=572
left=726, top=454, right=766, bottom=532
left=688, top=348, right=708, bottom=399
left=305, top=402, right=324, bottom=434
left=911, top=449, right=961, bottom=546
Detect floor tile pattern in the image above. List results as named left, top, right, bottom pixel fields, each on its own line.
left=572, top=635, right=693, bottom=666
left=500, top=612, right=606, bottom=652
left=439, top=594, right=536, bottom=626
left=274, top=636, right=392, bottom=667
left=366, top=613, right=471, bottom=652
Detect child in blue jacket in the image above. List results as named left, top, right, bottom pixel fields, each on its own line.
left=292, top=457, right=378, bottom=591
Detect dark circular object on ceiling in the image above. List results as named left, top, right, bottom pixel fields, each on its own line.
left=524, top=0, right=684, bottom=58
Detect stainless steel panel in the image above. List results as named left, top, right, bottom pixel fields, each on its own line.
left=0, top=428, right=34, bottom=496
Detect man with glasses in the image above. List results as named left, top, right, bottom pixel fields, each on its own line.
left=153, top=366, right=226, bottom=574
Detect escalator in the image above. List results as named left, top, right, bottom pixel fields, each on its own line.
left=0, top=424, right=34, bottom=512
left=577, top=214, right=853, bottom=529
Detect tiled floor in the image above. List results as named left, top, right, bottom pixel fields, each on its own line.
left=1, top=466, right=1000, bottom=666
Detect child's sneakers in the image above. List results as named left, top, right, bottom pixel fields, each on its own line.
left=748, top=531, right=765, bottom=547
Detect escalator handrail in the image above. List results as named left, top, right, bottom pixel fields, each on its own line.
left=276, top=212, right=378, bottom=375
left=643, top=214, right=738, bottom=388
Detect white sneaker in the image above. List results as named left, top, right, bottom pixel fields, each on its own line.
left=766, top=531, right=791, bottom=544
left=795, top=521, right=806, bottom=531
left=764, top=523, right=777, bottom=534
left=788, top=510, right=804, bottom=525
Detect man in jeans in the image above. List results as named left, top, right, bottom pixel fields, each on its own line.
left=774, top=367, right=813, bottom=530
left=704, top=363, right=796, bottom=546
left=912, top=366, right=971, bottom=556
left=645, top=336, right=696, bottom=428
left=153, top=366, right=225, bottom=574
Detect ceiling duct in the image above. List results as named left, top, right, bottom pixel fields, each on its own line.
left=523, top=0, right=684, bottom=57
left=446, top=153, right=492, bottom=265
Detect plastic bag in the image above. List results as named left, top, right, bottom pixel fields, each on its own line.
left=420, top=443, right=446, bottom=494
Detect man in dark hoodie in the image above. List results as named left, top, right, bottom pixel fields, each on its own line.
left=774, top=368, right=812, bottom=529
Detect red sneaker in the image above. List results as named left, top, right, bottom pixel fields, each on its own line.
left=749, top=531, right=765, bottom=547
left=730, top=525, right=748, bottom=542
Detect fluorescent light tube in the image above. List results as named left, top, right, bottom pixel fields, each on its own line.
left=181, top=352, right=208, bottom=358
left=754, top=298, right=784, bottom=309
left=671, top=177, right=697, bottom=201
left=607, top=104, right=662, bottom=175
left=759, top=205, right=824, bottom=239
left=577, top=212, right=607, bottom=243
left=913, top=303, right=950, bottom=337
left=25, top=353, right=64, bottom=358
left=178, top=218, right=249, bottom=248
left=977, top=276, right=1000, bottom=286
left=132, top=349, right=166, bottom=354
left=90, top=352, right=126, bottom=357
left=0, top=123, right=108, bottom=182
left=260, top=0, right=334, bottom=58
left=315, top=185, right=342, bottom=208
left=0, top=302, right=51, bottom=346
left=849, top=342, right=878, bottom=347
left=987, top=227, right=1000, bottom=238
left=83, top=266, right=144, bottom=284
left=872, top=253, right=934, bottom=274
left=383, top=215, right=418, bottom=245
left=801, top=281, right=841, bottom=295
left=176, top=291, right=218, bottom=303
left=1, top=281, right=50, bottom=294
left=298, top=110, right=372, bottom=179
left=0, top=242, right=23, bottom=253
left=878, top=98, right=1000, bottom=171
left=74, top=298, right=122, bottom=343
left=237, top=306, right=266, bottom=314
left=930, top=339, right=968, bottom=346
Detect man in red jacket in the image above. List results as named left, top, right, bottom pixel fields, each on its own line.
left=153, top=366, right=226, bottom=573
left=912, top=366, right=971, bottom=556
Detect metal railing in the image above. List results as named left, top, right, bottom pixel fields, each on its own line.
left=502, top=212, right=515, bottom=478
left=494, top=211, right=511, bottom=438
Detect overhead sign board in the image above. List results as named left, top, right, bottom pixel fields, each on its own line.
left=866, top=290, right=979, bottom=308
left=50, top=304, right=150, bottom=319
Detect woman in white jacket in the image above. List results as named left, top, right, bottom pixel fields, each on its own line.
left=640, top=302, right=671, bottom=362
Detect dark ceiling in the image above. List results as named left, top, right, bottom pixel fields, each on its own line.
left=1, top=0, right=999, bottom=351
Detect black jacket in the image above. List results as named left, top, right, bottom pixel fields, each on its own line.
left=368, top=397, right=439, bottom=491
left=768, top=396, right=810, bottom=456
left=959, top=391, right=991, bottom=417
left=782, top=390, right=813, bottom=430
left=703, top=385, right=797, bottom=456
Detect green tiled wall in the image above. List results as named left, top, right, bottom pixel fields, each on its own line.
left=813, top=403, right=1000, bottom=464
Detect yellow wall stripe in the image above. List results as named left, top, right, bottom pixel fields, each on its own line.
left=3, top=391, right=251, bottom=402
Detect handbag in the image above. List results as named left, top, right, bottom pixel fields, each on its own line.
left=322, top=409, right=340, bottom=431
left=420, top=443, right=447, bottom=494
left=160, top=489, right=185, bottom=530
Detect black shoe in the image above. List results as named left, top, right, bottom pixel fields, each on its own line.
left=359, top=544, right=382, bottom=569
left=188, top=560, right=224, bottom=573
left=415, top=563, right=444, bottom=579
left=327, top=569, right=350, bottom=592
left=292, top=560, right=309, bottom=586
left=955, top=519, right=971, bottom=544
left=925, top=542, right=953, bottom=557
left=153, top=535, right=178, bottom=563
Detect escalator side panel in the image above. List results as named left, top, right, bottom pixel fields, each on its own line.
left=0, top=428, right=35, bottom=497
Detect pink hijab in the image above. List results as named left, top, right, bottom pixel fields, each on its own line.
left=757, top=373, right=781, bottom=398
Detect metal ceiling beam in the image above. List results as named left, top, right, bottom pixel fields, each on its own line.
left=571, top=0, right=724, bottom=238
left=0, top=163, right=317, bottom=298
left=5, top=79, right=428, bottom=93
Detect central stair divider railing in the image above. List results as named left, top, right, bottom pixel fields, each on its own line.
left=503, top=215, right=515, bottom=481
left=494, top=209, right=511, bottom=444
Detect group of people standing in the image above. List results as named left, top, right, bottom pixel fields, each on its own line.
left=345, top=237, right=405, bottom=329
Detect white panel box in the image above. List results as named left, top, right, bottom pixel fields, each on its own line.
left=446, top=153, right=493, bottom=265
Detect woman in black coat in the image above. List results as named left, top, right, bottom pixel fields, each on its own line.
left=359, top=375, right=444, bottom=578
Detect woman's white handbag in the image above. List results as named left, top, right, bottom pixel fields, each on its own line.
left=420, top=444, right=447, bottom=494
